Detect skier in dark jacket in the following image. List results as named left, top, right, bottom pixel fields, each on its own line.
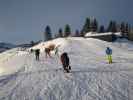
left=60, top=52, right=71, bottom=73
left=35, top=49, right=40, bottom=61
left=30, top=49, right=34, bottom=53
left=54, top=45, right=60, bottom=57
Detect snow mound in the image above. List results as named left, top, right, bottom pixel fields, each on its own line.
left=31, top=38, right=68, bottom=52
left=0, top=37, right=133, bottom=100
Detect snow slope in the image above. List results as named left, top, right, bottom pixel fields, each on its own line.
left=114, top=38, right=133, bottom=51
left=0, top=37, right=133, bottom=100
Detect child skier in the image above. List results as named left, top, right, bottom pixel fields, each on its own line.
left=60, top=52, right=71, bottom=73
left=106, top=47, right=112, bottom=64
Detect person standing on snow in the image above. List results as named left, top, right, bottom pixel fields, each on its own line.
left=35, top=49, right=40, bottom=61
left=54, top=45, right=60, bottom=56
left=30, top=49, right=34, bottom=53
left=106, top=47, right=112, bottom=64
left=60, top=52, right=71, bottom=73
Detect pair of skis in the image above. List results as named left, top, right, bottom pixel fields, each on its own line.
left=63, top=66, right=71, bottom=73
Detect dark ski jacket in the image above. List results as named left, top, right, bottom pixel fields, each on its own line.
left=60, top=52, right=69, bottom=66
left=35, top=49, right=40, bottom=56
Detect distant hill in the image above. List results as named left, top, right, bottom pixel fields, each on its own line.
left=0, top=42, right=16, bottom=53
left=0, top=40, right=42, bottom=53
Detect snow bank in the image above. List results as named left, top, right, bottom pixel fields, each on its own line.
left=114, top=32, right=122, bottom=37
left=31, top=38, right=68, bottom=52
left=0, top=37, right=133, bottom=100
left=85, top=32, right=112, bottom=37
left=0, top=48, right=27, bottom=75
left=85, top=32, right=122, bottom=37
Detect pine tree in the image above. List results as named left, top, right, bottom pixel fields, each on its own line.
left=30, top=41, right=35, bottom=46
left=107, top=21, right=113, bottom=32
left=91, top=18, right=98, bottom=32
left=120, top=22, right=126, bottom=33
left=116, top=24, right=121, bottom=32
left=124, top=23, right=129, bottom=38
left=128, top=26, right=133, bottom=41
left=44, top=25, right=52, bottom=41
left=80, top=30, right=84, bottom=37
left=75, top=29, right=80, bottom=37
left=64, top=24, right=71, bottom=37
left=82, top=17, right=91, bottom=35
left=125, top=23, right=129, bottom=33
left=55, top=28, right=63, bottom=38
left=99, top=25, right=105, bottom=33
left=58, top=28, right=63, bottom=37
left=120, top=22, right=126, bottom=38
left=107, top=21, right=117, bottom=33
left=54, top=34, right=57, bottom=38
left=112, top=21, right=117, bottom=33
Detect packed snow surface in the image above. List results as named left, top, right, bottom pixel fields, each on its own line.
left=0, top=37, right=133, bottom=100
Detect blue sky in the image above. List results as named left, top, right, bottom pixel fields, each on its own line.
left=0, top=0, right=132, bottom=44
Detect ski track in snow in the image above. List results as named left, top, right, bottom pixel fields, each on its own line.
left=0, top=38, right=133, bottom=100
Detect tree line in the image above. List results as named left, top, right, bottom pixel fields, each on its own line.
left=44, top=17, right=133, bottom=41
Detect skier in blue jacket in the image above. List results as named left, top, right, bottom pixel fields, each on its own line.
left=106, top=47, right=112, bottom=64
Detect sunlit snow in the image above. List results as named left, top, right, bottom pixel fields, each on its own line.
left=0, top=37, right=133, bottom=100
